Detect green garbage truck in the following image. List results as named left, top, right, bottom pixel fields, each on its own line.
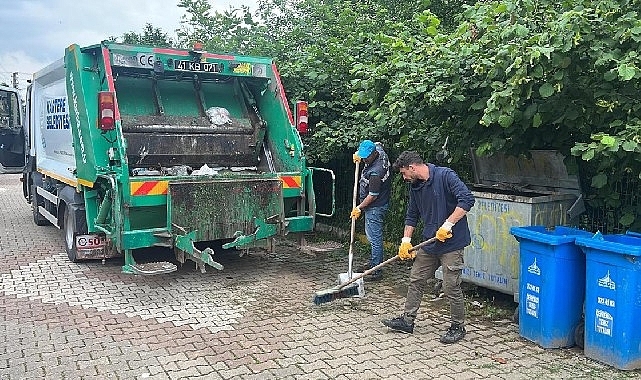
left=0, top=41, right=333, bottom=274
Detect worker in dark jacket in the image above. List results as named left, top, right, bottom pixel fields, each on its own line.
left=382, top=151, right=475, bottom=344
left=350, top=140, right=391, bottom=281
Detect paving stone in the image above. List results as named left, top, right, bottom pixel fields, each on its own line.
left=1, top=174, right=640, bottom=379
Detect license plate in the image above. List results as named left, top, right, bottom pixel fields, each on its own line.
left=75, top=234, right=106, bottom=250
left=174, top=60, right=221, bottom=73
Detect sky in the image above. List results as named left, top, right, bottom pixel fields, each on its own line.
left=0, top=0, right=253, bottom=90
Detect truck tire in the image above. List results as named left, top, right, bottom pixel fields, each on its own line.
left=64, top=205, right=86, bottom=263
left=31, top=185, right=50, bottom=226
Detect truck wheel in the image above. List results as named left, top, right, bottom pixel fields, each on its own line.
left=31, top=185, right=50, bottom=226
left=64, top=206, right=81, bottom=262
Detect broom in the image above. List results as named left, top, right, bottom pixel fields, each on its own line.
left=337, top=159, right=364, bottom=296
left=313, top=237, right=437, bottom=305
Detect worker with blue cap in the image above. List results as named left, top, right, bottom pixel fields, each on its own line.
left=351, top=140, right=391, bottom=280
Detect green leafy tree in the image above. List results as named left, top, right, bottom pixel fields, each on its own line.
left=353, top=0, right=641, bottom=230
left=177, top=0, right=257, bottom=53
left=176, top=0, right=446, bottom=161
left=173, top=0, right=641, bottom=231
left=117, top=23, right=177, bottom=47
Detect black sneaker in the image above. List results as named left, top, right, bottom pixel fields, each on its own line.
left=382, top=316, right=414, bottom=334
left=440, top=323, right=466, bottom=344
left=364, top=270, right=383, bottom=281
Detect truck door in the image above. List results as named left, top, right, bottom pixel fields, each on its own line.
left=0, top=86, right=25, bottom=173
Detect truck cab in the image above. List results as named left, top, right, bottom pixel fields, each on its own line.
left=0, top=85, right=25, bottom=174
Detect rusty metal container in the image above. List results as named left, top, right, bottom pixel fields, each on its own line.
left=440, top=150, right=584, bottom=301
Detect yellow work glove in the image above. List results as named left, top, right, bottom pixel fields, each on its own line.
left=353, top=153, right=361, bottom=163
left=398, top=237, right=415, bottom=260
left=436, top=221, right=455, bottom=242
left=350, top=206, right=361, bottom=220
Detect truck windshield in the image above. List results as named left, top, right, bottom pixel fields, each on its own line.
left=0, top=88, right=21, bottom=129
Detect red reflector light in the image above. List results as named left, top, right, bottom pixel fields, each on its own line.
left=98, top=91, right=115, bottom=131
left=295, top=101, right=308, bottom=134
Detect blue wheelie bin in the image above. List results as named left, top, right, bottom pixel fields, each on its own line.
left=575, top=233, right=641, bottom=370
left=510, top=225, right=593, bottom=348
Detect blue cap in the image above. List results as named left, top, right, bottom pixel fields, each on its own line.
left=357, top=140, right=376, bottom=159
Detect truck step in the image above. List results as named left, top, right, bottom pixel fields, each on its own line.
left=129, top=262, right=177, bottom=275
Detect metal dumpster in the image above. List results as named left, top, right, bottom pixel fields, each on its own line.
left=445, top=150, right=584, bottom=301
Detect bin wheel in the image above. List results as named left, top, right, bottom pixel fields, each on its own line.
left=512, top=306, right=519, bottom=324
left=574, top=320, right=584, bottom=349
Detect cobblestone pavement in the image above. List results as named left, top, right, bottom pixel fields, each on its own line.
left=0, top=173, right=639, bottom=380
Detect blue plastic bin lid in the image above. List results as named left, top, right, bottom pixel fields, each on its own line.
left=627, top=230, right=641, bottom=239
left=510, top=225, right=594, bottom=245
left=575, top=232, right=641, bottom=256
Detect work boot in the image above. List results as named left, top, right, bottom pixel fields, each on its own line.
left=440, top=323, right=466, bottom=344
left=382, top=315, right=414, bottom=334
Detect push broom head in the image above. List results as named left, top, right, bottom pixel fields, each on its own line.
left=313, top=283, right=360, bottom=305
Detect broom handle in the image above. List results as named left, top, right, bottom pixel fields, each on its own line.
left=339, top=236, right=438, bottom=289
left=347, top=160, right=360, bottom=277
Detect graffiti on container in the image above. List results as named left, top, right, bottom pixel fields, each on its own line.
left=532, top=203, right=568, bottom=226
left=466, top=197, right=569, bottom=282
left=468, top=207, right=524, bottom=272
left=595, top=308, right=613, bottom=336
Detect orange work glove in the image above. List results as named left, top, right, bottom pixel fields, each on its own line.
left=398, top=237, right=415, bottom=260
left=353, top=153, right=361, bottom=163
left=436, top=221, right=455, bottom=242
left=350, top=207, right=361, bottom=220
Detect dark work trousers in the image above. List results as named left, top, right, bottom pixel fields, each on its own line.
left=403, top=248, right=465, bottom=325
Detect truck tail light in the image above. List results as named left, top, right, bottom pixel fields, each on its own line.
left=295, top=101, right=308, bottom=134
left=98, top=91, right=115, bottom=131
